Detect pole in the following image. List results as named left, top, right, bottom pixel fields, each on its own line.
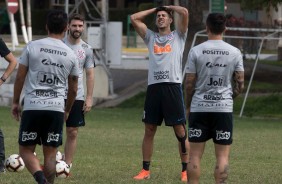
left=19, top=0, right=28, bottom=43
left=26, top=0, right=32, bottom=41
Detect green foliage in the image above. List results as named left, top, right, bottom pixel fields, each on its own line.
left=0, top=107, right=282, bottom=183
left=240, top=0, right=282, bottom=12
left=234, top=94, right=282, bottom=118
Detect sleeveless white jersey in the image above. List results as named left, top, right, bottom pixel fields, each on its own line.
left=19, top=37, right=79, bottom=112
left=144, top=29, right=187, bottom=85
left=63, top=38, right=95, bottom=100
left=185, top=40, right=244, bottom=112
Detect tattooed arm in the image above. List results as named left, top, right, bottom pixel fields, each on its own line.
left=232, top=71, right=244, bottom=99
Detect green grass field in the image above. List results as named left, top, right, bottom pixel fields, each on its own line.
left=0, top=100, right=281, bottom=184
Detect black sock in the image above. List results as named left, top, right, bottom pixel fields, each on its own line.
left=33, top=171, right=46, bottom=184
left=182, top=162, right=188, bottom=172
left=143, top=161, right=150, bottom=171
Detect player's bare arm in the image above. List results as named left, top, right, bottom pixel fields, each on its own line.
left=1, top=52, right=17, bottom=85
left=130, top=8, right=156, bottom=39
left=84, top=67, right=94, bottom=113
left=12, top=64, right=28, bottom=121
left=232, top=71, right=244, bottom=99
left=185, top=73, right=196, bottom=115
left=164, top=5, right=189, bottom=34
left=65, top=75, right=78, bottom=120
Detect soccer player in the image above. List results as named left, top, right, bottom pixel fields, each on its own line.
left=0, top=38, right=17, bottom=173
left=62, top=13, right=95, bottom=169
left=11, top=10, right=79, bottom=184
left=130, top=5, right=189, bottom=182
left=184, top=13, right=244, bottom=184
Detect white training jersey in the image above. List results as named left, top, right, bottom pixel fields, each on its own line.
left=185, top=40, right=244, bottom=112
left=144, top=29, right=187, bottom=85
left=19, top=37, right=79, bottom=112
left=63, top=38, right=95, bottom=100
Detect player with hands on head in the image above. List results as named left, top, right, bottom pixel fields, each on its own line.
left=11, top=9, right=79, bottom=184
left=185, top=12, right=244, bottom=184
left=130, top=5, right=189, bottom=182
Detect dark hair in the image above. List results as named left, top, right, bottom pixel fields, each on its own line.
left=68, top=13, right=85, bottom=24
left=206, top=13, right=226, bottom=34
left=155, top=6, right=173, bottom=18
left=46, top=9, right=68, bottom=34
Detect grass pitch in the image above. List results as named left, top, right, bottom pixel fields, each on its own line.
left=0, top=106, right=281, bottom=184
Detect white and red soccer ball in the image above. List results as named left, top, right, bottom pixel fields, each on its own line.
left=56, top=160, right=70, bottom=178
left=5, top=154, right=25, bottom=172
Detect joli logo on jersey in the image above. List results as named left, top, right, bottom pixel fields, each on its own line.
left=38, top=72, right=59, bottom=86
left=207, top=76, right=224, bottom=87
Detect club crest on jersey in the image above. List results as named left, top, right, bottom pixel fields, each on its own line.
left=76, top=49, right=86, bottom=60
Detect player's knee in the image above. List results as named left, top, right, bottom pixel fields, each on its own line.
left=66, top=127, right=78, bottom=139
left=175, top=131, right=187, bottom=154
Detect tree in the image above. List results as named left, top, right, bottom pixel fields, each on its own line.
left=240, top=0, right=282, bottom=12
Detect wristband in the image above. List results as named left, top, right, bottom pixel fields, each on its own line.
left=0, top=76, right=6, bottom=82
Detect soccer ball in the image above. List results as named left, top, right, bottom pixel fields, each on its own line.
left=5, top=154, right=25, bottom=172
left=56, top=160, right=70, bottom=178
left=56, top=151, right=63, bottom=162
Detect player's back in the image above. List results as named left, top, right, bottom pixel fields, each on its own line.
left=20, top=37, right=78, bottom=112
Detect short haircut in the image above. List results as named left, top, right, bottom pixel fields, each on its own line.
left=206, top=13, right=226, bottom=35
left=68, top=13, right=85, bottom=24
left=155, top=6, right=173, bottom=18
left=46, top=9, right=68, bottom=34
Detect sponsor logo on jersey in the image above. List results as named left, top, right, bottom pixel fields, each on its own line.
left=203, top=94, right=224, bottom=100
left=206, top=62, right=227, bottom=68
left=216, top=130, right=231, bottom=140
left=197, top=103, right=229, bottom=107
left=154, top=44, right=172, bottom=54
left=206, top=75, right=225, bottom=89
left=35, top=89, right=58, bottom=98
left=41, top=59, right=64, bottom=68
left=47, top=132, right=60, bottom=143
left=189, top=128, right=202, bottom=138
left=22, top=132, right=37, bottom=141
left=203, top=49, right=229, bottom=55
left=81, top=43, right=89, bottom=49
left=207, top=76, right=224, bottom=87
left=154, top=70, right=169, bottom=80
left=37, top=72, right=60, bottom=86
left=29, top=100, right=62, bottom=106
left=40, top=48, right=67, bottom=56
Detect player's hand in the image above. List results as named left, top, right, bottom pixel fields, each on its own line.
left=64, top=112, right=70, bottom=122
left=11, top=103, right=21, bottom=121
left=83, top=98, right=92, bottom=114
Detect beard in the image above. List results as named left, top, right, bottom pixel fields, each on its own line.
left=70, top=30, right=82, bottom=39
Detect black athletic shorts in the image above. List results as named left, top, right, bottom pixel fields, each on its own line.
left=65, top=100, right=85, bottom=127
left=19, top=110, right=64, bottom=147
left=188, top=112, right=233, bottom=145
left=142, top=83, right=186, bottom=126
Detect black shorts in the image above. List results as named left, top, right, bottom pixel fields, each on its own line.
left=66, top=100, right=85, bottom=127
left=142, top=83, right=186, bottom=126
left=19, top=110, right=64, bottom=147
left=188, top=112, right=233, bottom=145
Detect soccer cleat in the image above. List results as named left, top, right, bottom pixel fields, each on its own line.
left=181, top=171, right=187, bottom=182
left=133, top=169, right=150, bottom=180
